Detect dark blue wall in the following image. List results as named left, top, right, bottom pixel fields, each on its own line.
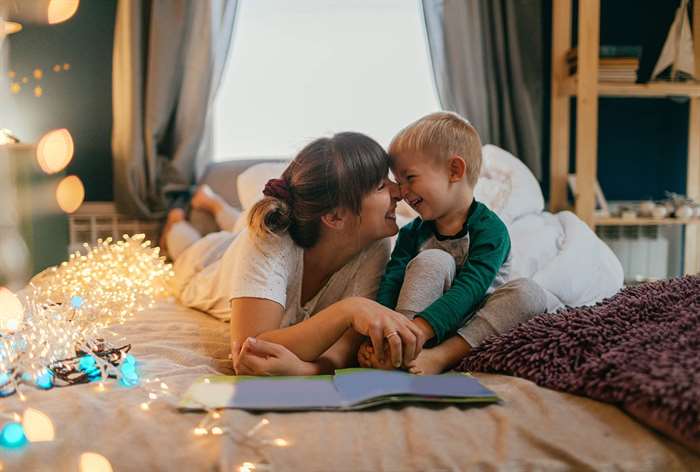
left=5, top=0, right=116, bottom=201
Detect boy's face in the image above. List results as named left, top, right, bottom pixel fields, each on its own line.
left=391, top=150, right=452, bottom=221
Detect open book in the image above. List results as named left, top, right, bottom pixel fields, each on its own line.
left=180, top=368, right=499, bottom=411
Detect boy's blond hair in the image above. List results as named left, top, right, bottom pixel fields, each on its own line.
left=389, top=111, right=482, bottom=187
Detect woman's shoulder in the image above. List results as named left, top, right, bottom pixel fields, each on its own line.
left=228, top=227, right=299, bottom=261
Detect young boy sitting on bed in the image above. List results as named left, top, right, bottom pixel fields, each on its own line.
left=358, top=111, right=547, bottom=374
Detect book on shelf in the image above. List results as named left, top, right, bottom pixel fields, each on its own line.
left=179, top=368, right=499, bottom=411
left=568, top=58, right=640, bottom=69
left=567, top=46, right=641, bottom=83
left=566, top=45, right=643, bottom=62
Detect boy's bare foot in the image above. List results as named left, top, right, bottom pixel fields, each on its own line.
left=407, top=336, right=472, bottom=375
left=159, top=208, right=186, bottom=253
left=406, top=348, right=448, bottom=375
left=191, top=184, right=224, bottom=215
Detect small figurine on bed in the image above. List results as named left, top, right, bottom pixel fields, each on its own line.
left=358, top=112, right=548, bottom=374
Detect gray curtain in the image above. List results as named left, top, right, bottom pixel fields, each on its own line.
left=112, top=0, right=238, bottom=218
left=422, top=0, right=544, bottom=180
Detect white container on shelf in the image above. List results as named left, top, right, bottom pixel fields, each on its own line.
left=624, top=226, right=648, bottom=282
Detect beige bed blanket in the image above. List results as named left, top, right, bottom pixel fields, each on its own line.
left=2, top=300, right=698, bottom=471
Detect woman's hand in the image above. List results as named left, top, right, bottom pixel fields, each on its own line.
left=345, top=297, right=426, bottom=368
left=232, top=338, right=316, bottom=376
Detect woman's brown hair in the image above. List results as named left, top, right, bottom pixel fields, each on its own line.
left=248, top=132, right=389, bottom=248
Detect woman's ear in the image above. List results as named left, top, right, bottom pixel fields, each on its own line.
left=447, top=155, right=467, bottom=182
left=320, top=209, right=348, bottom=231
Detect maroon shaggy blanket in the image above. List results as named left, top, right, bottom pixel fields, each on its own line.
left=458, top=276, right=700, bottom=453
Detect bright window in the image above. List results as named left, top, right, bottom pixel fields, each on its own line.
left=212, top=0, right=441, bottom=161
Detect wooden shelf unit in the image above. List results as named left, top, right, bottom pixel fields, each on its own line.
left=560, top=77, right=700, bottom=98
left=595, top=216, right=700, bottom=226
left=549, top=0, right=700, bottom=275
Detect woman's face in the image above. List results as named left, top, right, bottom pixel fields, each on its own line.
left=353, top=177, right=401, bottom=242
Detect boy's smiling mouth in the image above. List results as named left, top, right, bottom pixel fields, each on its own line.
left=407, top=197, right=423, bottom=209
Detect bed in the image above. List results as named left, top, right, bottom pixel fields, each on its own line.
left=3, top=300, right=699, bottom=471
left=4, top=147, right=699, bottom=470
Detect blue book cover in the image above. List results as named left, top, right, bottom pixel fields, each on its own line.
left=180, top=368, right=498, bottom=411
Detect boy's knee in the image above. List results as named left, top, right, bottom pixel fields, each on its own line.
left=501, top=278, right=548, bottom=316
left=406, top=249, right=456, bottom=281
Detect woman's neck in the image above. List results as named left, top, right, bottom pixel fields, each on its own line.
left=304, top=232, right=365, bottom=278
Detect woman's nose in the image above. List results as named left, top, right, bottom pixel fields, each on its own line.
left=388, top=181, right=402, bottom=200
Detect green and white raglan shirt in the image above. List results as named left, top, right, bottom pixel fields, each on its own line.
left=376, top=199, right=512, bottom=345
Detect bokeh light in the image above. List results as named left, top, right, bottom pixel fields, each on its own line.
left=0, top=287, right=24, bottom=332
left=22, top=409, right=55, bottom=443
left=48, top=0, right=80, bottom=25
left=55, top=175, right=85, bottom=214
left=36, top=128, right=74, bottom=174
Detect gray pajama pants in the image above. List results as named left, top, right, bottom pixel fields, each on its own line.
left=396, top=249, right=549, bottom=348
left=167, top=207, right=241, bottom=261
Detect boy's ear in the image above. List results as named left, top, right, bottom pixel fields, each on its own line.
left=447, top=155, right=467, bottom=182
left=320, top=208, right=348, bottom=231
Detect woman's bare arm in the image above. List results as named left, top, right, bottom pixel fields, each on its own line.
left=229, top=297, right=353, bottom=362
left=230, top=296, right=424, bottom=365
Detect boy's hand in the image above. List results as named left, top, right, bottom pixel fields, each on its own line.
left=357, top=339, right=397, bottom=370
left=232, top=338, right=316, bottom=376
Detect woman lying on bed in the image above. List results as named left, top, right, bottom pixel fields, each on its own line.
left=163, top=132, right=427, bottom=375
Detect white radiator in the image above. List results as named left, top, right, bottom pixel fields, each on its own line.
left=68, top=202, right=160, bottom=254
left=598, top=225, right=669, bottom=283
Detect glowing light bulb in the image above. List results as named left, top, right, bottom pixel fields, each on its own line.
left=71, top=295, right=84, bottom=309
left=273, top=438, right=289, bottom=447
left=22, top=408, right=55, bottom=442
left=79, top=452, right=113, bottom=472
left=0, top=288, right=24, bottom=333
left=48, top=0, right=80, bottom=25
left=36, top=128, right=74, bottom=174
left=0, top=422, right=27, bottom=448
left=34, top=371, right=54, bottom=389
left=55, top=175, right=85, bottom=214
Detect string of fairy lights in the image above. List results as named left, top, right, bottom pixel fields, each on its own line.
left=0, top=234, right=289, bottom=471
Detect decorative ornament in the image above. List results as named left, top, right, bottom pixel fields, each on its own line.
left=0, top=234, right=172, bottom=397
left=652, top=0, right=696, bottom=81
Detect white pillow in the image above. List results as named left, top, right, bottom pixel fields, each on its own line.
left=476, top=145, right=544, bottom=224
left=237, top=162, right=291, bottom=210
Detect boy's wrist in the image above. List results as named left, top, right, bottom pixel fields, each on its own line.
left=297, top=359, right=322, bottom=376
left=412, top=317, right=435, bottom=344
